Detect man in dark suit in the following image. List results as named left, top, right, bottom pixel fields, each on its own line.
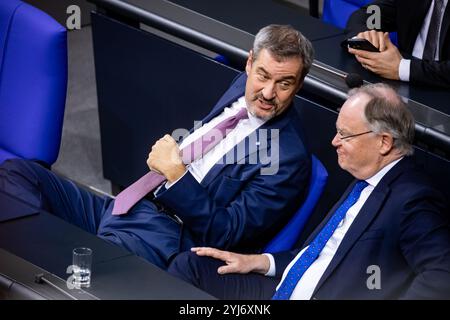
left=168, top=83, right=450, bottom=299
left=346, top=0, right=450, bottom=88
left=0, top=25, right=313, bottom=269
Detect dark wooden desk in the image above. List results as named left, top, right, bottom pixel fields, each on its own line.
left=0, top=191, right=214, bottom=299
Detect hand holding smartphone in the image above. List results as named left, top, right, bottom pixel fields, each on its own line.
left=347, top=38, right=380, bottom=52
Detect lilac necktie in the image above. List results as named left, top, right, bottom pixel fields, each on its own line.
left=112, top=108, right=249, bottom=215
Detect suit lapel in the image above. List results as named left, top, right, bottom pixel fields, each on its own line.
left=195, top=73, right=246, bottom=186
left=312, top=186, right=389, bottom=295
left=200, top=126, right=270, bottom=186
left=178, top=73, right=247, bottom=148
left=301, top=182, right=356, bottom=247
left=200, top=105, right=293, bottom=186
left=200, top=73, right=247, bottom=125
left=403, top=0, right=432, bottom=53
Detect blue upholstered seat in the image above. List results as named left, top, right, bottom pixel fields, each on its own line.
left=323, top=0, right=398, bottom=48
left=0, top=0, right=68, bottom=166
left=264, top=155, right=328, bottom=253
left=323, top=0, right=373, bottom=29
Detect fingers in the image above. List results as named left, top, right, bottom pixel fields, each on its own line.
left=152, top=134, right=176, bottom=146
left=382, top=32, right=391, bottom=50
left=350, top=46, right=377, bottom=71
left=357, top=31, right=369, bottom=41
left=355, top=55, right=371, bottom=65
left=348, top=47, right=376, bottom=59
left=191, top=247, right=235, bottom=274
left=155, top=135, right=175, bottom=147
left=376, top=32, right=391, bottom=52
left=217, top=264, right=236, bottom=275
left=191, top=247, right=230, bottom=261
left=146, top=153, right=161, bottom=174
left=357, top=31, right=376, bottom=47
left=377, top=33, right=384, bottom=51
left=147, top=133, right=183, bottom=174
left=357, top=30, right=385, bottom=50
left=369, top=31, right=379, bottom=49
left=163, top=134, right=176, bottom=144
left=355, top=55, right=376, bottom=70
left=149, top=134, right=177, bottom=155
left=351, top=53, right=375, bottom=72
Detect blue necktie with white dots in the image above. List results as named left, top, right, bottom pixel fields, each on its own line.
left=272, top=180, right=369, bottom=300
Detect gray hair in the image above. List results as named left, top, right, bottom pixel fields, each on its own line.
left=348, top=83, right=415, bottom=156
left=252, top=24, right=314, bottom=80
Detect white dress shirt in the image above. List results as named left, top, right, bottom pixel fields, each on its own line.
left=164, top=96, right=266, bottom=188
left=265, top=157, right=403, bottom=300
left=399, top=0, right=448, bottom=81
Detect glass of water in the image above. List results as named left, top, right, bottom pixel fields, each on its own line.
left=72, top=247, right=93, bottom=288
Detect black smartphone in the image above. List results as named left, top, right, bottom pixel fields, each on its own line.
left=346, top=38, right=380, bottom=52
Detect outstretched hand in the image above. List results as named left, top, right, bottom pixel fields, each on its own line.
left=191, top=247, right=270, bottom=275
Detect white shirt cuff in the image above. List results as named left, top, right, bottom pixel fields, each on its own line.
left=263, top=253, right=276, bottom=277
left=153, top=169, right=189, bottom=197
left=399, top=59, right=411, bottom=82
left=164, top=169, right=189, bottom=189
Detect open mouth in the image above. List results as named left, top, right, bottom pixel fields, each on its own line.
left=258, top=99, right=275, bottom=110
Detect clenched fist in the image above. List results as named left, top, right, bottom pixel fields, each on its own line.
left=147, top=134, right=187, bottom=182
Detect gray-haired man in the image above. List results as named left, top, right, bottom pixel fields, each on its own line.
left=168, top=83, right=450, bottom=299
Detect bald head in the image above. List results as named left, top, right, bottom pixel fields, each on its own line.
left=332, top=84, right=415, bottom=180
left=347, top=83, right=415, bottom=156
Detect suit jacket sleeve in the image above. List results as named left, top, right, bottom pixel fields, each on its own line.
left=272, top=249, right=301, bottom=278
left=347, top=0, right=450, bottom=88
left=155, top=147, right=311, bottom=250
left=410, top=58, right=450, bottom=88
left=399, top=183, right=450, bottom=299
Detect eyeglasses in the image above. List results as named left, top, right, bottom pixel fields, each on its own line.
left=337, top=130, right=373, bottom=141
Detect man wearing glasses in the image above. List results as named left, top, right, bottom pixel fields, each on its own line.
left=168, top=83, right=450, bottom=300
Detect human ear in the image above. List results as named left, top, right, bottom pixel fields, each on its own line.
left=379, top=133, right=395, bottom=155
left=245, top=50, right=253, bottom=76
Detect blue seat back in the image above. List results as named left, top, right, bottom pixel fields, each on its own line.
left=323, top=0, right=373, bottom=29
left=323, top=0, right=398, bottom=46
left=0, top=0, right=68, bottom=165
left=264, top=155, right=328, bottom=253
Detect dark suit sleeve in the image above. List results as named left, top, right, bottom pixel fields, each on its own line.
left=347, top=1, right=450, bottom=88
left=156, top=149, right=311, bottom=250
left=410, top=58, right=450, bottom=88
left=272, top=249, right=301, bottom=278
left=346, top=0, right=398, bottom=35
left=399, top=185, right=450, bottom=299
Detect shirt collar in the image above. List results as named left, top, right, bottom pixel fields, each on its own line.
left=237, top=96, right=267, bottom=127
left=365, top=157, right=404, bottom=187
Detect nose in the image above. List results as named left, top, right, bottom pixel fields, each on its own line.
left=261, top=82, right=276, bottom=100
left=331, top=132, right=341, bottom=147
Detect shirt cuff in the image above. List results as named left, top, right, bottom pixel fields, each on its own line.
left=153, top=168, right=189, bottom=197
left=164, top=169, right=189, bottom=189
left=263, top=253, right=276, bottom=277
left=399, top=59, right=411, bottom=82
